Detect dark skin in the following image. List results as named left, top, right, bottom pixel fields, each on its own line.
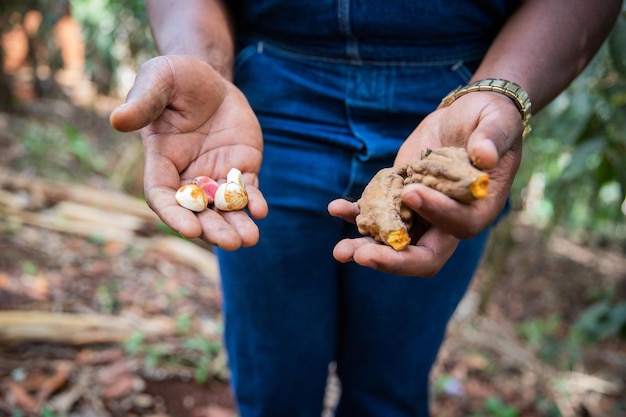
left=111, top=0, right=622, bottom=276
left=328, top=92, right=523, bottom=276
left=110, top=56, right=267, bottom=250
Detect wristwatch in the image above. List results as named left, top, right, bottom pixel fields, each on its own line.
left=438, top=78, right=532, bottom=139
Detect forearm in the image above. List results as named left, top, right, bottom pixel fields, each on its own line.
left=472, top=0, right=622, bottom=112
left=146, top=0, right=234, bottom=79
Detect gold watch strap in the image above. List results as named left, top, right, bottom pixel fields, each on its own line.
left=438, top=78, right=532, bottom=139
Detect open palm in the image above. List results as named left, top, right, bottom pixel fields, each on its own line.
left=329, top=92, right=523, bottom=276
left=110, top=55, right=267, bottom=250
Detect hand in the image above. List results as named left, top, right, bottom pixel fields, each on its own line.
left=328, top=92, right=524, bottom=276
left=110, top=55, right=267, bottom=250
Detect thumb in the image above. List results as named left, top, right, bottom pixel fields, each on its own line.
left=466, top=97, right=524, bottom=170
left=109, top=57, right=173, bottom=132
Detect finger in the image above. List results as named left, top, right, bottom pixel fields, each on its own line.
left=215, top=210, right=260, bottom=248
left=245, top=185, right=269, bottom=220
left=402, top=183, right=489, bottom=239
left=148, top=185, right=262, bottom=250
left=332, top=236, right=377, bottom=263
left=142, top=148, right=206, bottom=238
left=333, top=229, right=459, bottom=277
left=327, top=198, right=360, bottom=224
left=146, top=185, right=204, bottom=239
left=200, top=185, right=266, bottom=249
left=109, top=57, right=173, bottom=132
left=196, top=209, right=244, bottom=250
left=466, top=97, right=524, bottom=169
left=210, top=185, right=266, bottom=248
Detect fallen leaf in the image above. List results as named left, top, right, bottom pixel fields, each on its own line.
left=36, top=360, right=73, bottom=404
left=96, top=360, right=132, bottom=386
left=7, top=381, right=38, bottom=413
left=99, top=374, right=141, bottom=400
left=0, top=272, right=10, bottom=291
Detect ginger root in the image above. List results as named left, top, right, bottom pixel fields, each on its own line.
left=355, top=147, right=489, bottom=251
left=356, top=166, right=414, bottom=251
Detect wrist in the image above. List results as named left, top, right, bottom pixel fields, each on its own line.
left=438, top=79, right=532, bottom=139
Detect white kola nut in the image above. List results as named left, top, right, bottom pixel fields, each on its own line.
left=175, top=184, right=209, bottom=212
left=226, top=167, right=245, bottom=187
left=214, top=168, right=249, bottom=211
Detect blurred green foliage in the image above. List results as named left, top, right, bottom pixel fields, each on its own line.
left=512, top=8, right=626, bottom=246
left=0, top=0, right=154, bottom=98
left=69, top=0, right=155, bottom=94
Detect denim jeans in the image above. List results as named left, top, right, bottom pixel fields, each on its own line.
left=216, top=38, right=494, bottom=417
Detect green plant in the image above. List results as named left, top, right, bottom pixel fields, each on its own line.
left=21, top=260, right=39, bottom=276
left=517, top=313, right=562, bottom=346
left=123, top=329, right=225, bottom=384
left=176, top=313, right=192, bottom=334
left=517, top=314, right=583, bottom=368
left=64, top=124, right=106, bottom=172
left=432, top=374, right=464, bottom=397
left=483, top=397, right=519, bottom=417
left=40, top=408, right=61, bottom=417
left=10, top=407, right=61, bottom=417
left=572, top=299, right=626, bottom=342
left=183, top=336, right=223, bottom=383
left=16, top=119, right=106, bottom=178
left=512, top=9, right=626, bottom=245
left=69, top=0, right=154, bottom=96
left=144, top=342, right=171, bottom=368
left=123, top=330, right=145, bottom=355
left=95, top=281, right=120, bottom=314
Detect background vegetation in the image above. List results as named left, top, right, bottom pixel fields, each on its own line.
left=514, top=10, right=626, bottom=247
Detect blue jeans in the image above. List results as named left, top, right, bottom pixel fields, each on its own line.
left=217, top=39, right=492, bottom=417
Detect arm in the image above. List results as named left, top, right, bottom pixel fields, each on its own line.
left=330, top=0, right=622, bottom=276
left=474, top=0, right=622, bottom=112
left=146, top=0, right=235, bottom=79
left=445, top=0, right=622, bottom=170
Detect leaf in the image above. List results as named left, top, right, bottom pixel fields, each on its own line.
left=608, top=14, right=626, bottom=78
left=593, top=157, right=615, bottom=188
left=574, top=300, right=626, bottom=342
left=534, top=90, right=594, bottom=143
left=560, top=137, right=607, bottom=182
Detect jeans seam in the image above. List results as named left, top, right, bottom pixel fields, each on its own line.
left=337, top=0, right=361, bottom=63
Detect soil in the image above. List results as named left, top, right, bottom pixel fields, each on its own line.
left=0, top=97, right=625, bottom=417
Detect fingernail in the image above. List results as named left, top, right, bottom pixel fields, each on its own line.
left=402, top=185, right=422, bottom=208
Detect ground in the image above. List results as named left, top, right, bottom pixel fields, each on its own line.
left=0, top=98, right=625, bottom=417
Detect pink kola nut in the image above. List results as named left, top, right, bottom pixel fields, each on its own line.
left=192, top=176, right=219, bottom=203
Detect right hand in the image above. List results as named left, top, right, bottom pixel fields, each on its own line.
left=329, top=91, right=523, bottom=276
left=109, top=55, right=267, bottom=250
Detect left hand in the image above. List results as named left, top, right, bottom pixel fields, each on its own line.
left=328, top=91, right=524, bottom=276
